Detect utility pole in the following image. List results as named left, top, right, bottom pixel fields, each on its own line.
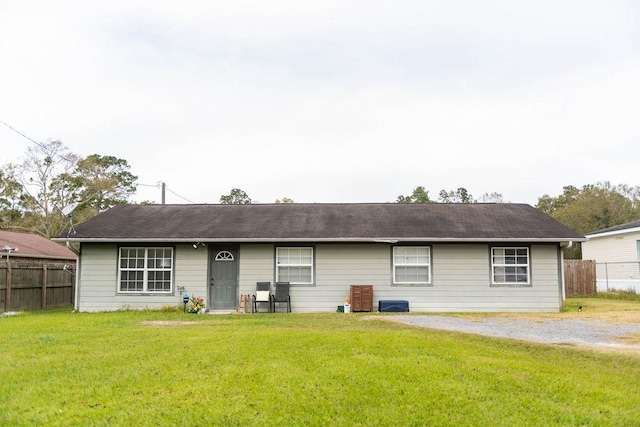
left=161, top=182, right=166, bottom=205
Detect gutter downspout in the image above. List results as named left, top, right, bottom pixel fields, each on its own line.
left=559, top=241, right=573, bottom=310
left=73, top=244, right=81, bottom=311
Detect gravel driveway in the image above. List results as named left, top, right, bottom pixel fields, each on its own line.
left=388, top=315, right=640, bottom=352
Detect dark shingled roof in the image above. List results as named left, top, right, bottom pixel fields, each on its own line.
left=56, top=203, right=584, bottom=243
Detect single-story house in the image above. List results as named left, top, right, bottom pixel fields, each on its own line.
left=582, top=220, right=640, bottom=293
left=54, top=203, right=584, bottom=313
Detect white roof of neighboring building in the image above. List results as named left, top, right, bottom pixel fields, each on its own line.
left=585, top=220, right=640, bottom=239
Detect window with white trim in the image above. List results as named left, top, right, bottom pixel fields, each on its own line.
left=491, top=247, right=529, bottom=285
left=393, top=246, right=431, bottom=284
left=276, top=247, right=313, bottom=285
left=118, top=247, right=173, bottom=293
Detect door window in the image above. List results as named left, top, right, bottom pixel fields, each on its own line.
left=215, top=251, right=235, bottom=261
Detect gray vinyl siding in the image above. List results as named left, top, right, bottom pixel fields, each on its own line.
left=303, top=244, right=391, bottom=311
left=236, top=244, right=390, bottom=312
left=238, top=244, right=274, bottom=297
left=422, top=244, right=560, bottom=312
left=77, top=242, right=562, bottom=312
left=77, top=243, right=207, bottom=312
left=236, top=243, right=562, bottom=313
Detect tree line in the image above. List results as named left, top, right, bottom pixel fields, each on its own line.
left=225, top=184, right=640, bottom=236
left=395, top=186, right=504, bottom=204
left=2, top=142, right=639, bottom=255
left=0, top=141, right=136, bottom=237
left=396, top=183, right=640, bottom=231
left=396, top=184, right=640, bottom=258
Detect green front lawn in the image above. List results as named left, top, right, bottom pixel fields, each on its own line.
left=1, top=306, right=639, bottom=426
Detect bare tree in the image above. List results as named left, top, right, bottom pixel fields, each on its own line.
left=478, top=192, right=505, bottom=203
left=14, top=140, right=79, bottom=236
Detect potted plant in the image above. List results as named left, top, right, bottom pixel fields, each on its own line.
left=188, top=296, right=206, bottom=314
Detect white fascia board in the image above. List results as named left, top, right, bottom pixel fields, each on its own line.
left=585, top=227, right=640, bottom=240
left=54, top=237, right=584, bottom=244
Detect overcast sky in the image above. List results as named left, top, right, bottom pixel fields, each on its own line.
left=1, top=1, right=638, bottom=205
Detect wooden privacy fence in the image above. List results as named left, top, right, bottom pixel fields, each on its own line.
left=0, top=261, right=75, bottom=312
left=564, top=260, right=597, bottom=297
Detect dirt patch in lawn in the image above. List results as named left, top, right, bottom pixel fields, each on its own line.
left=141, top=320, right=199, bottom=326
left=428, top=300, right=640, bottom=325
left=495, top=311, right=640, bottom=325
left=615, top=332, right=640, bottom=346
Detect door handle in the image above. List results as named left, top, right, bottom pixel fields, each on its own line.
left=210, top=278, right=215, bottom=285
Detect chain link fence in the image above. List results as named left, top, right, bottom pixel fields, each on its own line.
left=595, top=261, right=640, bottom=293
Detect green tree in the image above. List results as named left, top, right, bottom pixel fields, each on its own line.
left=73, top=154, right=138, bottom=215
left=537, top=182, right=639, bottom=234
left=0, top=165, right=24, bottom=228
left=536, top=182, right=640, bottom=259
left=536, top=185, right=580, bottom=215
left=396, top=186, right=431, bottom=203
left=438, top=187, right=475, bottom=203
left=0, top=142, right=140, bottom=237
left=220, top=188, right=252, bottom=204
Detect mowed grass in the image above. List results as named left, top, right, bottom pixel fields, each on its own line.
left=1, top=302, right=639, bottom=426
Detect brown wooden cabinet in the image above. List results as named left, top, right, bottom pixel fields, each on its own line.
left=350, top=285, right=373, bottom=312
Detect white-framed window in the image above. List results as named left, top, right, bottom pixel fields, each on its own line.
left=118, top=247, right=173, bottom=293
left=491, top=247, right=530, bottom=285
left=393, top=246, right=431, bottom=285
left=276, top=247, right=313, bottom=285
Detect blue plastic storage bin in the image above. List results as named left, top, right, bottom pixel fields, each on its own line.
left=378, top=300, right=409, bottom=312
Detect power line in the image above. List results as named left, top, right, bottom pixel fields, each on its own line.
left=0, top=120, right=76, bottom=163
left=0, top=119, right=47, bottom=149
left=136, top=181, right=197, bottom=204
left=2, top=121, right=200, bottom=205
left=166, top=186, right=196, bottom=204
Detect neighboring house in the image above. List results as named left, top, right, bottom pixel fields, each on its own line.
left=53, top=203, right=584, bottom=313
left=0, top=230, right=77, bottom=264
left=582, top=220, right=640, bottom=293
left=1, top=230, right=77, bottom=312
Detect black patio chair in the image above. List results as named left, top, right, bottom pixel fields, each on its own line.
left=252, top=281, right=272, bottom=313
left=271, top=282, right=291, bottom=313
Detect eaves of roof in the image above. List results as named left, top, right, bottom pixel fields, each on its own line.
left=55, top=237, right=583, bottom=243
